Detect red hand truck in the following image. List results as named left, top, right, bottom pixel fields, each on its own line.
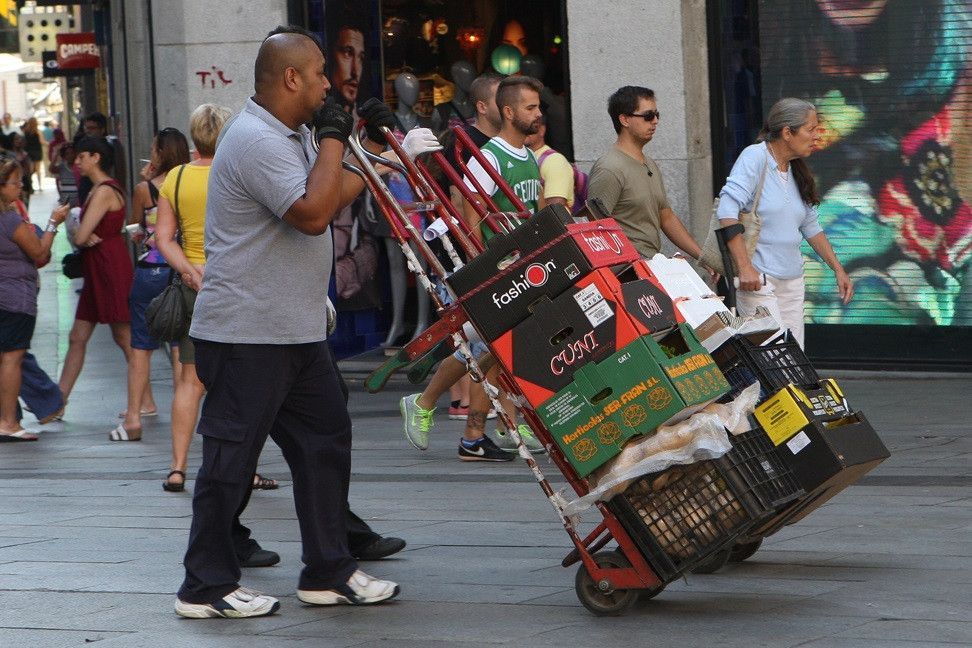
left=341, top=123, right=666, bottom=614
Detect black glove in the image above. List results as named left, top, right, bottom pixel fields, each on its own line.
left=358, top=98, right=395, bottom=144
left=312, top=97, right=354, bottom=144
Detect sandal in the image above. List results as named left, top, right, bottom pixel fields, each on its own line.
left=117, top=408, right=158, bottom=419
left=163, top=470, right=186, bottom=492
left=38, top=405, right=66, bottom=425
left=0, top=428, right=39, bottom=442
left=252, top=473, right=279, bottom=490
left=108, top=423, right=141, bottom=441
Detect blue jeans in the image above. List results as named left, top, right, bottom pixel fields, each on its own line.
left=17, top=352, right=64, bottom=422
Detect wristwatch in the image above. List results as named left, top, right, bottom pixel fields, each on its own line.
left=45, top=220, right=58, bottom=233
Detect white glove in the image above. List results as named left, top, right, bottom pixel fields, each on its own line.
left=325, top=297, right=337, bottom=336
left=402, top=127, right=442, bottom=160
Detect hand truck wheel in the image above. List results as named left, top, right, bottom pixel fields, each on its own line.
left=728, top=538, right=763, bottom=563
left=574, top=550, right=641, bottom=616
left=690, top=547, right=731, bottom=574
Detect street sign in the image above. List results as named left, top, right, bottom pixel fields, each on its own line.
left=18, top=9, right=74, bottom=62
left=42, top=49, right=92, bottom=78
left=56, top=32, right=98, bottom=69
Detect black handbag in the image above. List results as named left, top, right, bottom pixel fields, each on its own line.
left=145, top=272, right=194, bottom=341
left=144, top=165, right=191, bottom=341
left=61, top=250, right=83, bottom=279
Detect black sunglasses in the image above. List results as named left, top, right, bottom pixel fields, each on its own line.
left=627, top=110, right=661, bottom=122
left=157, top=127, right=180, bottom=138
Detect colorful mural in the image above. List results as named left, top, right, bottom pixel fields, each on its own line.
left=759, top=0, right=972, bottom=326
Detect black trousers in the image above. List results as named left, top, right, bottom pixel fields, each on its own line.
left=178, top=340, right=357, bottom=603
left=229, top=344, right=380, bottom=560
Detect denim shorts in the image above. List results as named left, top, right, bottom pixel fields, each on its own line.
left=453, top=339, right=488, bottom=362
left=129, top=265, right=172, bottom=350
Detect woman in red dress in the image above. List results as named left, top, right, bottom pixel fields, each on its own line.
left=57, top=137, right=135, bottom=434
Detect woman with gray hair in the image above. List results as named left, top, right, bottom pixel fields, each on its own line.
left=716, top=97, right=853, bottom=348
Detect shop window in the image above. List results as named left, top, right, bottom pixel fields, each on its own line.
left=325, top=0, right=572, bottom=158
left=304, top=0, right=572, bottom=355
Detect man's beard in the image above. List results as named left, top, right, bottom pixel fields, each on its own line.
left=513, top=116, right=540, bottom=136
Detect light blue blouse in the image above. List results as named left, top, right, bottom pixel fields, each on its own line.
left=716, top=142, right=823, bottom=280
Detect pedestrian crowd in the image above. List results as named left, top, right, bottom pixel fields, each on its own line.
left=0, top=23, right=854, bottom=619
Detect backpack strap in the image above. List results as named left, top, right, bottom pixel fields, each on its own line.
left=95, top=180, right=126, bottom=213
left=537, top=148, right=557, bottom=166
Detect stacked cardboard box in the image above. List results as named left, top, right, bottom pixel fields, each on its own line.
left=538, top=326, right=730, bottom=476
left=450, top=205, right=731, bottom=477
left=446, top=205, right=641, bottom=341
left=641, top=254, right=733, bottom=329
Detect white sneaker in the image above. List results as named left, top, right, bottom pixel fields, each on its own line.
left=174, top=587, right=280, bottom=618
left=297, top=570, right=400, bottom=605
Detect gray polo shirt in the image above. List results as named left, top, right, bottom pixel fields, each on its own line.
left=190, top=98, right=331, bottom=344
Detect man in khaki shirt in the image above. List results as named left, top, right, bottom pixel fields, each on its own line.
left=588, top=86, right=703, bottom=260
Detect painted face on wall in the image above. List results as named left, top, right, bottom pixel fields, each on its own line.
left=331, top=27, right=365, bottom=107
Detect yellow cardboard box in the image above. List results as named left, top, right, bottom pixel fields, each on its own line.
left=754, top=379, right=850, bottom=445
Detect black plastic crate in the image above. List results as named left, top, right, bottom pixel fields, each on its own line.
left=712, top=332, right=819, bottom=402
left=607, top=458, right=762, bottom=582
left=721, top=428, right=804, bottom=516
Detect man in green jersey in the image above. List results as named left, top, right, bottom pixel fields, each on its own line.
left=396, top=76, right=548, bottom=463
left=462, top=76, right=545, bottom=242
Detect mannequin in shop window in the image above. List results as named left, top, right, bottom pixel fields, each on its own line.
left=383, top=72, right=432, bottom=347
left=436, top=60, right=476, bottom=131
left=520, top=55, right=571, bottom=160
left=393, top=71, right=437, bottom=133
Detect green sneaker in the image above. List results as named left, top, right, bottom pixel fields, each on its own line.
left=401, top=394, right=435, bottom=450
left=495, top=424, right=546, bottom=453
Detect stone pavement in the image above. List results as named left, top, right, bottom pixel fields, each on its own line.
left=1, top=184, right=970, bottom=647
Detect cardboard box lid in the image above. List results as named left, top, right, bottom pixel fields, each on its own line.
left=645, top=254, right=716, bottom=300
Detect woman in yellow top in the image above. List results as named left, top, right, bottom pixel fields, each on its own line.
left=155, top=104, right=230, bottom=492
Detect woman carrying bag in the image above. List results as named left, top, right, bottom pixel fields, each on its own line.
left=154, top=104, right=276, bottom=493
left=716, top=97, right=853, bottom=348
left=57, top=137, right=135, bottom=411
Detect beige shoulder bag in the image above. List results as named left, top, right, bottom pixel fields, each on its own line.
left=698, top=156, right=769, bottom=274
